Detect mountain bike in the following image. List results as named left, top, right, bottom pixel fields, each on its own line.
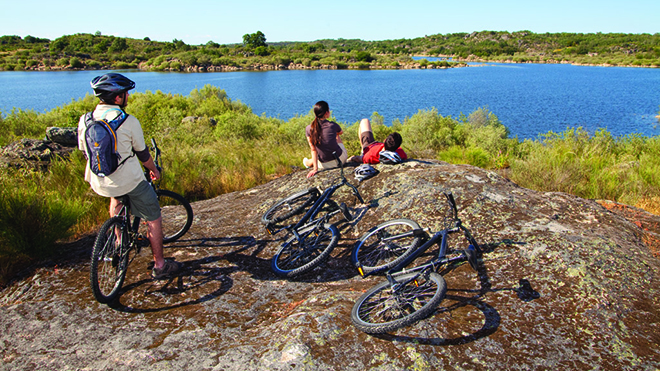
left=262, top=152, right=365, bottom=277
left=89, top=138, right=193, bottom=304
left=350, top=192, right=480, bottom=334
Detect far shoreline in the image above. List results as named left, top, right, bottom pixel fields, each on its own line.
left=5, top=57, right=658, bottom=73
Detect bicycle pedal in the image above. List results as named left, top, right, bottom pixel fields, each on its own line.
left=137, top=235, right=150, bottom=247
left=340, top=202, right=353, bottom=222
left=465, top=245, right=478, bottom=272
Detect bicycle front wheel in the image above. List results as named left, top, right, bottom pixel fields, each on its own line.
left=156, top=189, right=193, bottom=243
left=351, top=219, right=423, bottom=275
left=90, top=217, right=130, bottom=303
left=271, top=223, right=339, bottom=277
left=351, top=272, right=447, bottom=334
left=262, top=188, right=319, bottom=228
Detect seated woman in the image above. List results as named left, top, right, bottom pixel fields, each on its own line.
left=303, top=101, right=348, bottom=178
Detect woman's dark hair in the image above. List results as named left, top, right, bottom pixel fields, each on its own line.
left=309, top=101, right=329, bottom=147
left=384, top=132, right=402, bottom=151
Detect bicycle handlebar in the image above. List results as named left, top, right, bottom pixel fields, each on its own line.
left=146, top=138, right=162, bottom=185
left=444, top=192, right=458, bottom=219
left=150, top=138, right=161, bottom=168
left=331, top=150, right=366, bottom=204
left=332, top=151, right=345, bottom=179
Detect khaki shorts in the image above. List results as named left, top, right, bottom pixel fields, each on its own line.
left=318, top=143, right=349, bottom=170
left=124, top=180, right=161, bottom=221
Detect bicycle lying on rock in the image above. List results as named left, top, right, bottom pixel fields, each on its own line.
left=89, top=138, right=194, bottom=304
left=350, top=192, right=480, bottom=334
left=262, top=153, right=365, bottom=277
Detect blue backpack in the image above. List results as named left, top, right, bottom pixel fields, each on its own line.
left=83, top=109, right=131, bottom=177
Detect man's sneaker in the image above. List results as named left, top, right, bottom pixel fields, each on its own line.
left=152, top=260, right=182, bottom=280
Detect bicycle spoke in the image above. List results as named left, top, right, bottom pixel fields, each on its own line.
left=357, top=275, right=440, bottom=325
left=278, top=230, right=329, bottom=269
left=90, top=217, right=130, bottom=303
left=272, top=223, right=339, bottom=277
left=353, top=219, right=422, bottom=275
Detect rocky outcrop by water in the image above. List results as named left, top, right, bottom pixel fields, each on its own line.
left=0, top=137, right=75, bottom=169
left=1, top=160, right=659, bottom=370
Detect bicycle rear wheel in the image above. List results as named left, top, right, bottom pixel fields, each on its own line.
left=155, top=189, right=193, bottom=243
left=90, top=216, right=130, bottom=303
left=262, top=188, right=319, bottom=228
left=351, top=271, right=447, bottom=334
left=271, top=223, right=339, bottom=277
left=351, top=219, right=423, bottom=275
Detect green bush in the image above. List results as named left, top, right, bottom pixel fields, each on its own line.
left=400, top=108, right=461, bottom=153
left=70, top=57, right=83, bottom=68
left=169, top=61, right=181, bottom=70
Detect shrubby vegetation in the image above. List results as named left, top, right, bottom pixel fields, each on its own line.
left=1, top=30, right=659, bottom=72
left=1, top=86, right=659, bottom=286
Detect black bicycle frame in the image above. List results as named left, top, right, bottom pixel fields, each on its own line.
left=387, top=223, right=466, bottom=276
left=377, top=193, right=475, bottom=284
left=270, top=152, right=364, bottom=237
left=115, top=195, right=143, bottom=264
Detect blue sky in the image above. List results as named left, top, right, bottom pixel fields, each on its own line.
left=1, top=0, right=658, bottom=45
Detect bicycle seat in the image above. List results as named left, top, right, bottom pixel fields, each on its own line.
left=117, top=195, right=131, bottom=205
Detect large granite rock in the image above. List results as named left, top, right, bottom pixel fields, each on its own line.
left=0, top=138, right=75, bottom=169
left=0, top=160, right=658, bottom=370
left=45, top=126, right=78, bottom=146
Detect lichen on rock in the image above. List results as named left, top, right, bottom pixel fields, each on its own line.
left=0, top=159, right=658, bottom=370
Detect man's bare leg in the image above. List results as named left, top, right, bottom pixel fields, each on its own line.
left=348, top=118, right=372, bottom=163
left=359, top=118, right=372, bottom=137
left=109, top=197, right=122, bottom=217
left=147, top=217, right=165, bottom=269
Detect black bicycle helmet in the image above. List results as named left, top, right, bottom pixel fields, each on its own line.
left=354, top=164, right=379, bottom=182
left=379, top=150, right=403, bottom=164
left=90, top=73, right=136, bottom=101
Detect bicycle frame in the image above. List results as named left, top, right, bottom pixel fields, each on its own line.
left=384, top=224, right=472, bottom=285
left=146, top=138, right=162, bottom=191
left=115, top=195, right=144, bottom=266
left=266, top=152, right=364, bottom=237
left=368, top=193, right=478, bottom=286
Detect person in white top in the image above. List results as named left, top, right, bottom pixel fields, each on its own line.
left=78, top=73, right=181, bottom=279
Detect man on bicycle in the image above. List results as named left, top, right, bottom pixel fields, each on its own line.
left=347, top=118, right=408, bottom=164
left=78, top=73, right=181, bottom=279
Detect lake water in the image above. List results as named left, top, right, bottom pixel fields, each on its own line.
left=1, top=63, right=659, bottom=139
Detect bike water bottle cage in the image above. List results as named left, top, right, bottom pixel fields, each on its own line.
left=379, top=150, right=402, bottom=164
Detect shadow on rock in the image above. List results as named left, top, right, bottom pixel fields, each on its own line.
left=109, top=259, right=235, bottom=313
left=358, top=238, right=541, bottom=345
left=375, top=297, right=501, bottom=346
left=108, top=236, right=278, bottom=312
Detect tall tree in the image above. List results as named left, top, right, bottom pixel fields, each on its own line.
left=243, top=31, right=267, bottom=49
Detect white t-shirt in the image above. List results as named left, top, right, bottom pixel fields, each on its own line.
left=78, top=104, right=147, bottom=197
